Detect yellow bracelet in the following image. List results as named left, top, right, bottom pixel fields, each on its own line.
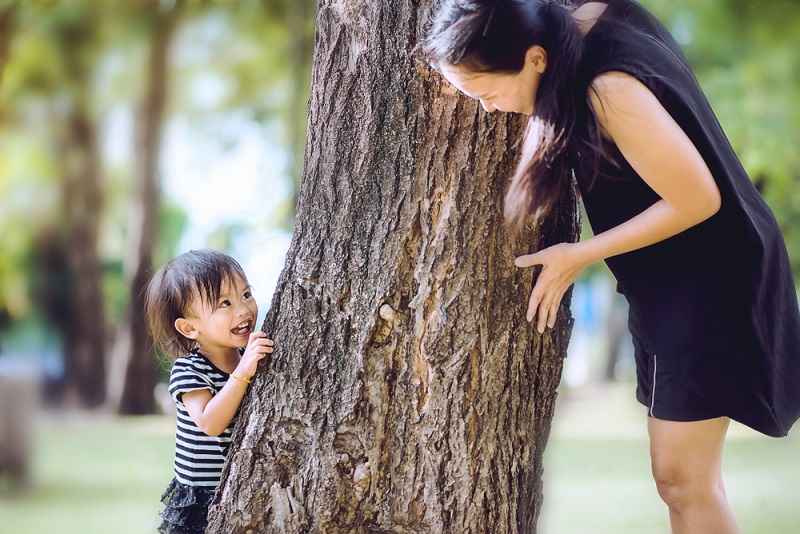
left=230, top=378, right=247, bottom=394
left=231, top=374, right=251, bottom=384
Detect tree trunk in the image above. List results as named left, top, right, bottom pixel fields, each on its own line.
left=285, top=0, right=316, bottom=211
left=208, top=1, right=578, bottom=532
left=106, top=6, right=179, bottom=415
left=0, top=3, right=16, bottom=96
left=60, top=111, right=106, bottom=408
left=52, top=17, right=107, bottom=408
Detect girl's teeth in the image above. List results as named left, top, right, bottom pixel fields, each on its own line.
left=233, top=324, right=251, bottom=334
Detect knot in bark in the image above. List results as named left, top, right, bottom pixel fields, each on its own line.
left=379, top=303, right=396, bottom=322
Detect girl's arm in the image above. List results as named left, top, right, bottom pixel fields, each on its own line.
left=182, top=383, right=245, bottom=437
left=516, top=71, right=721, bottom=333
left=182, top=332, right=272, bottom=436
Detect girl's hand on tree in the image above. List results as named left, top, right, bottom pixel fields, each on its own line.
left=236, top=331, right=273, bottom=378
left=515, top=242, right=589, bottom=333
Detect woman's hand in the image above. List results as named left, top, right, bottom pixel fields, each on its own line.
left=515, top=242, right=589, bottom=333
left=235, top=331, right=273, bottom=379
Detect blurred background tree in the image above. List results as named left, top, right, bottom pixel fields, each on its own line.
left=0, top=0, right=797, bottom=414
left=0, top=0, right=313, bottom=413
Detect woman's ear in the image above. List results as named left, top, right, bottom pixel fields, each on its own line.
left=175, top=317, right=198, bottom=340
left=526, top=45, right=548, bottom=73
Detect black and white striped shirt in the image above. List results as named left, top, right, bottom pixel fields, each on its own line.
left=168, top=350, right=238, bottom=488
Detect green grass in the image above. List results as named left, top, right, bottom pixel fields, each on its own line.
left=1, top=383, right=798, bottom=533
left=540, top=382, right=800, bottom=533
left=0, top=414, right=174, bottom=534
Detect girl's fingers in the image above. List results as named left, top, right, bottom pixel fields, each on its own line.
left=248, top=330, right=265, bottom=344
left=248, top=337, right=272, bottom=349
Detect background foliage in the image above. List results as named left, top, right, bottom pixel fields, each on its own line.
left=0, top=0, right=797, bottom=409
left=0, top=0, right=797, bottom=531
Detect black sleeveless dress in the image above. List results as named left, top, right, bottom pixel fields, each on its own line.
left=570, top=0, right=800, bottom=437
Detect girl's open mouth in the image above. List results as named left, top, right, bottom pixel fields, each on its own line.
left=231, top=320, right=253, bottom=336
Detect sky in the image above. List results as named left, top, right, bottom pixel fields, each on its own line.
left=161, top=112, right=293, bottom=319
left=104, top=101, right=293, bottom=325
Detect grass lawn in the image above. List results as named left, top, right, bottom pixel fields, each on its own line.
left=0, top=414, right=174, bottom=534
left=0, top=382, right=798, bottom=533
left=540, top=382, right=800, bottom=533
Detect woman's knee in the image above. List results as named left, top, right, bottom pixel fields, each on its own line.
left=651, top=457, right=718, bottom=510
left=648, top=417, right=729, bottom=509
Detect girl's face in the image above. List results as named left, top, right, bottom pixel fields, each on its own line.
left=439, top=45, right=547, bottom=116
left=178, top=274, right=258, bottom=356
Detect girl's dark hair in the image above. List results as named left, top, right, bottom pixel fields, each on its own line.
left=424, top=0, right=583, bottom=233
left=145, top=249, right=249, bottom=359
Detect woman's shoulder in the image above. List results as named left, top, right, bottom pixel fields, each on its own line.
left=579, top=11, right=695, bottom=102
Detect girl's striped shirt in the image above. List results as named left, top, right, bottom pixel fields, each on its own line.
left=167, top=350, right=238, bottom=488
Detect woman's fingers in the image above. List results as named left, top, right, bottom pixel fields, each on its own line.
left=527, top=283, right=543, bottom=323
left=518, top=242, right=585, bottom=332
left=515, top=251, right=544, bottom=268
left=547, top=299, right=559, bottom=329
left=536, top=294, right=554, bottom=333
left=529, top=277, right=566, bottom=332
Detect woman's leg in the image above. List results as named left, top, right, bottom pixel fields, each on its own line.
left=648, top=416, right=740, bottom=534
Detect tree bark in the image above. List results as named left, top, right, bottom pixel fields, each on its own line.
left=208, top=1, right=578, bottom=532
left=106, top=5, right=179, bottom=414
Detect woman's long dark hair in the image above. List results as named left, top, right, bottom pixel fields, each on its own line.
left=424, top=0, right=584, bottom=233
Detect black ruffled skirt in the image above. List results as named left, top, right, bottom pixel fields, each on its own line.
left=158, top=478, right=216, bottom=533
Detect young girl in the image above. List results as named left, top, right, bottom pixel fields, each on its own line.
left=145, top=249, right=273, bottom=533
left=425, top=0, right=800, bottom=531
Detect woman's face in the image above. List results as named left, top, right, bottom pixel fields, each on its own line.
left=439, top=46, right=547, bottom=116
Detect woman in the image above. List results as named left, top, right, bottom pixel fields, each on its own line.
left=425, top=0, right=800, bottom=532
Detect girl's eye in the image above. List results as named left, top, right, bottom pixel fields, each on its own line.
left=243, top=291, right=252, bottom=300
left=219, top=299, right=232, bottom=308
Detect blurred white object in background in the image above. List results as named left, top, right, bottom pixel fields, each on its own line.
left=0, top=357, right=42, bottom=493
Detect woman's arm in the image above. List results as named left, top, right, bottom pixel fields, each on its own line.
left=516, top=71, right=721, bottom=332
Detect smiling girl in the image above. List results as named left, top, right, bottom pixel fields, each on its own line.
left=145, top=249, right=273, bottom=533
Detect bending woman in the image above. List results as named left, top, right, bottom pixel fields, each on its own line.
left=425, top=0, right=800, bottom=532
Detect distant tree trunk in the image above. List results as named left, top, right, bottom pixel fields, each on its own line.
left=0, top=3, right=16, bottom=95
left=208, top=1, right=578, bottom=532
left=60, top=111, right=106, bottom=408
left=52, top=18, right=106, bottom=408
left=285, top=0, right=315, bottom=211
left=106, top=5, right=179, bottom=415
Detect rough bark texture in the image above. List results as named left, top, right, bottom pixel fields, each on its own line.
left=107, top=6, right=179, bottom=414
left=208, top=1, right=578, bottom=532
